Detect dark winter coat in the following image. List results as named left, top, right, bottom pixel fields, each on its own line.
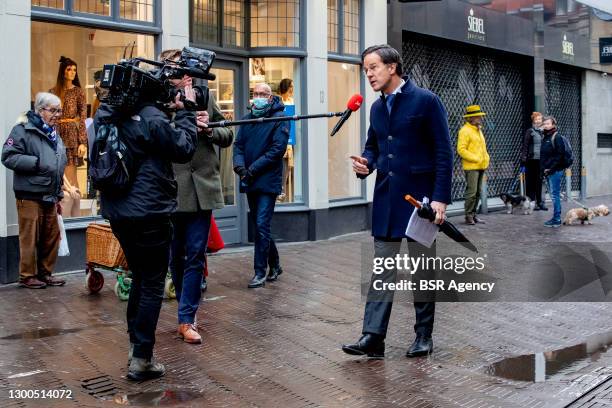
left=93, top=103, right=197, bottom=220
left=174, top=95, right=234, bottom=212
left=233, top=96, right=290, bottom=195
left=540, top=131, right=568, bottom=174
left=1, top=111, right=67, bottom=203
left=359, top=78, right=453, bottom=239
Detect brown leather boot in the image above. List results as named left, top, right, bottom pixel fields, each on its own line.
left=177, top=324, right=202, bottom=344
left=465, top=215, right=476, bottom=225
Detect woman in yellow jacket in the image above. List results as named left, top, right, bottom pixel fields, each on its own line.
left=457, top=105, right=490, bottom=225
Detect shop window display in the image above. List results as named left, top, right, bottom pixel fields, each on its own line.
left=249, top=57, right=302, bottom=203
left=31, top=21, right=155, bottom=219
left=328, top=62, right=362, bottom=199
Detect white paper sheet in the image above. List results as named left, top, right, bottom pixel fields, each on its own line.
left=405, top=197, right=439, bottom=248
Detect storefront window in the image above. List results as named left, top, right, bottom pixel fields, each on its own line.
left=209, top=68, right=236, bottom=206
left=249, top=58, right=302, bottom=203
left=343, top=0, right=359, bottom=55
left=328, top=0, right=339, bottom=53
left=192, top=0, right=219, bottom=44
left=120, top=0, right=154, bottom=22
left=328, top=62, right=361, bottom=200
left=31, top=21, right=155, bottom=219
left=223, top=0, right=245, bottom=47
left=328, top=0, right=360, bottom=56
left=32, top=0, right=64, bottom=9
left=74, top=0, right=111, bottom=16
left=250, top=0, right=300, bottom=48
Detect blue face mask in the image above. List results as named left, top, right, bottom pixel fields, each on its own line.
left=252, top=97, right=272, bottom=117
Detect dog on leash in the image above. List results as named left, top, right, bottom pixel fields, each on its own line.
left=563, top=204, right=610, bottom=225
left=500, top=193, right=536, bottom=215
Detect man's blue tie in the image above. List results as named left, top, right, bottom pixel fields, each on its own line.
left=386, top=93, right=396, bottom=115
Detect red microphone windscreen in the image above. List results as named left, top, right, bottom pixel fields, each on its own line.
left=347, top=94, right=364, bottom=112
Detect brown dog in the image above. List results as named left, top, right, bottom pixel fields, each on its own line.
left=563, top=205, right=609, bottom=225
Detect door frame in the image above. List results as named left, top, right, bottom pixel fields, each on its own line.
left=207, top=58, right=249, bottom=244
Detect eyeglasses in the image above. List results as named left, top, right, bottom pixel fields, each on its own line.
left=253, top=92, right=271, bottom=98
left=42, top=108, right=62, bottom=115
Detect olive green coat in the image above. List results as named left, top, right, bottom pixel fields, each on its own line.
left=174, top=95, right=234, bottom=212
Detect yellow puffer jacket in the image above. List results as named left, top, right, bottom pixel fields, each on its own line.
left=457, top=122, right=490, bottom=170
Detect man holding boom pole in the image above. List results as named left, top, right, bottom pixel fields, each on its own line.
left=343, top=44, right=453, bottom=358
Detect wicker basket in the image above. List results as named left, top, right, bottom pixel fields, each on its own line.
left=86, top=223, right=128, bottom=269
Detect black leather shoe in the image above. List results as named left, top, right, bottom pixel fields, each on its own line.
left=406, top=335, right=433, bottom=358
left=247, top=275, right=266, bottom=288
left=267, top=266, right=283, bottom=282
left=201, top=279, right=208, bottom=293
left=538, top=203, right=548, bottom=211
left=341, top=334, right=385, bottom=358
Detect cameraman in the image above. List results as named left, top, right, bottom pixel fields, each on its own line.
left=94, top=74, right=198, bottom=381
left=159, top=49, right=234, bottom=345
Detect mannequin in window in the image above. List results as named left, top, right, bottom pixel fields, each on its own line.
left=278, top=78, right=294, bottom=202
left=50, top=56, right=88, bottom=192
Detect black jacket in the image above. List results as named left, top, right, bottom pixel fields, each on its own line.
left=540, top=131, right=567, bottom=174
left=233, top=96, right=290, bottom=194
left=1, top=111, right=67, bottom=203
left=93, top=104, right=197, bottom=220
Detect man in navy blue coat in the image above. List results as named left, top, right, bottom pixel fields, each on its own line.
left=233, top=83, right=290, bottom=288
left=342, top=45, right=453, bottom=358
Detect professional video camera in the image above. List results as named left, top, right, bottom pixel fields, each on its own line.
left=99, top=46, right=216, bottom=111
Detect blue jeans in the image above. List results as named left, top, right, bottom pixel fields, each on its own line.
left=547, top=170, right=563, bottom=222
left=247, top=193, right=280, bottom=278
left=170, top=210, right=211, bottom=324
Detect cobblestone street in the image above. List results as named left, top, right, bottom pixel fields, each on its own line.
left=1, top=196, right=612, bottom=407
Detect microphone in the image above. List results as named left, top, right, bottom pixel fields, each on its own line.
left=330, top=94, right=363, bottom=137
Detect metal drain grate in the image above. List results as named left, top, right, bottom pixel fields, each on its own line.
left=80, top=375, right=118, bottom=399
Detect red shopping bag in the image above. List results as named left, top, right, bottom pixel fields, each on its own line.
left=204, top=216, right=224, bottom=279
left=208, top=216, right=224, bottom=253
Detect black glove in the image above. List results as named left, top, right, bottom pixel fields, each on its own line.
left=243, top=169, right=254, bottom=185
left=234, top=166, right=248, bottom=178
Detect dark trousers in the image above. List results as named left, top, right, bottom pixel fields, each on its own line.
left=362, top=237, right=436, bottom=338
left=16, top=199, right=60, bottom=281
left=525, top=159, right=543, bottom=204
left=246, top=192, right=280, bottom=278
left=464, top=170, right=485, bottom=216
left=111, top=216, right=172, bottom=360
left=170, top=210, right=211, bottom=324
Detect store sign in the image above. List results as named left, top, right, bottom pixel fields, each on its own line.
left=600, top=38, right=612, bottom=64
left=467, top=9, right=485, bottom=42
left=562, top=34, right=575, bottom=62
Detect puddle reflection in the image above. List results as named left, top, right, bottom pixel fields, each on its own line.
left=486, top=331, right=612, bottom=382
left=112, top=390, right=201, bottom=406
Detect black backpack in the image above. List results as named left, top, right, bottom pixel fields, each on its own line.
left=89, top=117, right=141, bottom=195
left=552, top=133, right=574, bottom=170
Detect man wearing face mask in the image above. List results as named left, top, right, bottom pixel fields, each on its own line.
left=233, top=83, right=290, bottom=288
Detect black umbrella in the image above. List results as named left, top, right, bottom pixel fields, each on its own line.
left=404, top=195, right=478, bottom=253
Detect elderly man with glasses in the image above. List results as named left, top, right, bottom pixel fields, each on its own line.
left=233, top=83, right=290, bottom=288
left=2, top=92, right=68, bottom=289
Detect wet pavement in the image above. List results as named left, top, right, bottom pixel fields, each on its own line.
left=1, top=196, right=612, bottom=407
